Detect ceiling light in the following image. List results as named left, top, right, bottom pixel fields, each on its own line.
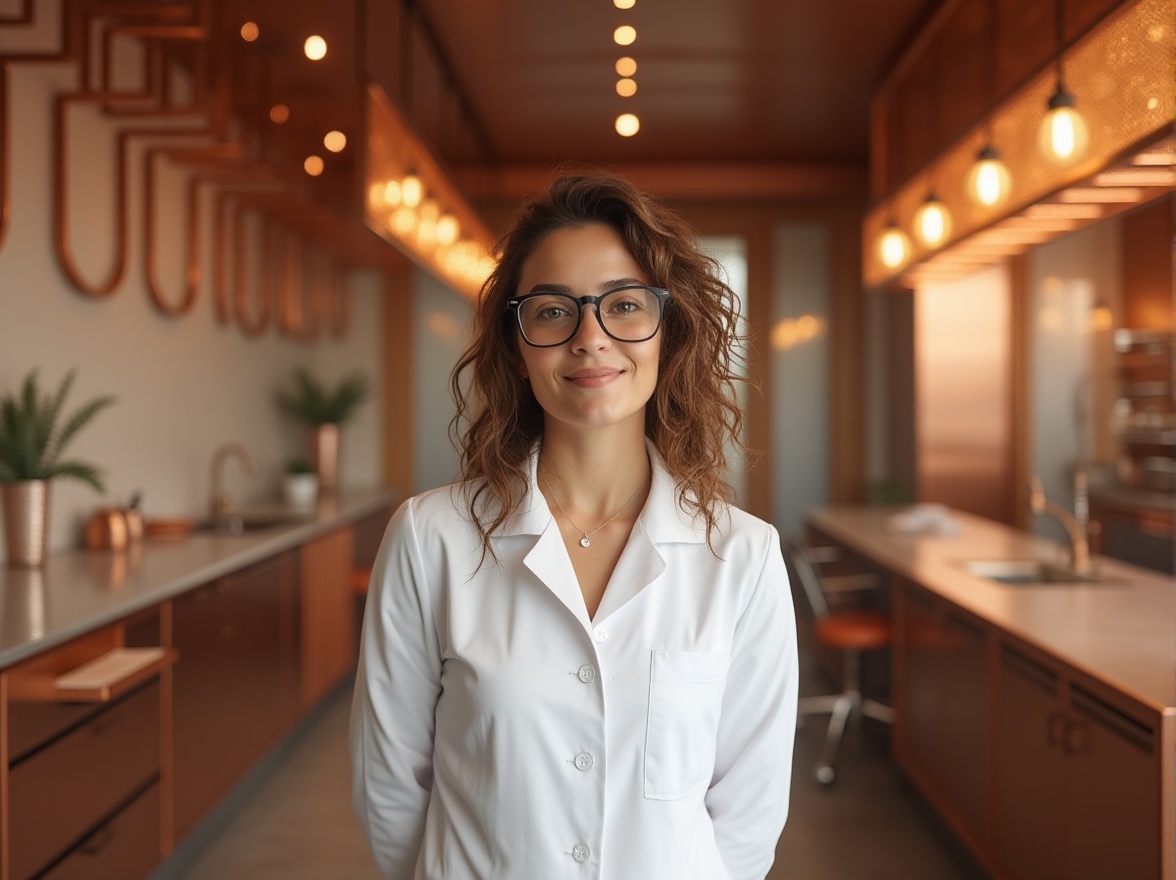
left=419, top=198, right=440, bottom=222
left=323, top=130, right=347, bottom=152
left=240, top=22, right=259, bottom=42
left=304, top=155, right=324, bottom=176
left=269, top=104, right=290, bottom=124
left=382, top=180, right=402, bottom=206
left=614, top=0, right=636, bottom=8
left=391, top=207, right=417, bottom=235
left=615, top=113, right=640, bottom=137
left=616, top=78, right=637, bottom=97
left=877, top=223, right=911, bottom=270
left=401, top=172, right=423, bottom=207
left=437, top=214, right=459, bottom=246
left=304, top=35, right=327, bottom=61
left=965, top=145, right=1012, bottom=208
left=613, top=25, right=636, bottom=46
left=913, top=194, right=951, bottom=248
left=615, top=57, right=637, bottom=77
left=1038, top=83, right=1090, bottom=166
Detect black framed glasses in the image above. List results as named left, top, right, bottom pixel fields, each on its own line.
left=506, top=285, right=671, bottom=348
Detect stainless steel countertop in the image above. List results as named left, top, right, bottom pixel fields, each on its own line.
left=0, top=487, right=400, bottom=670
left=807, top=506, right=1176, bottom=713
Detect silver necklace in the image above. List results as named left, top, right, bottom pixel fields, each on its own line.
left=545, top=475, right=648, bottom=548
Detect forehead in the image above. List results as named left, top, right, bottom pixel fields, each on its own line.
left=517, top=224, right=646, bottom=293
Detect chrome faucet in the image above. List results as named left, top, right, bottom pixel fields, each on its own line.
left=209, top=443, right=259, bottom=524
left=1028, top=471, right=1090, bottom=575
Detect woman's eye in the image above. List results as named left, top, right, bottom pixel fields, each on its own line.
left=608, top=298, right=643, bottom=315
left=534, top=304, right=571, bottom=320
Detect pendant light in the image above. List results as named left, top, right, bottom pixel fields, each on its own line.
left=967, top=0, right=1012, bottom=208
left=877, top=221, right=912, bottom=271
left=1038, top=0, right=1089, bottom=167
left=913, top=193, right=951, bottom=248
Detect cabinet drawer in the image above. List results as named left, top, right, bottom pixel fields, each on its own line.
left=40, top=783, right=160, bottom=880
left=8, top=702, right=102, bottom=764
left=9, top=682, right=160, bottom=880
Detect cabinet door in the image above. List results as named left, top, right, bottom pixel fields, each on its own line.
left=936, top=611, right=987, bottom=839
left=1065, top=686, right=1161, bottom=880
left=300, top=527, right=356, bottom=709
left=895, top=584, right=940, bottom=778
left=995, top=647, right=1066, bottom=880
left=172, top=555, right=286, bottom=836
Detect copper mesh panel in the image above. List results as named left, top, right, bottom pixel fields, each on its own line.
left=864, top=0, right=1175, bottom=288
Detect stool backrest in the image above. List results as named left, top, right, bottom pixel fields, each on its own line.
left=782, top=540, right=830, bottom=621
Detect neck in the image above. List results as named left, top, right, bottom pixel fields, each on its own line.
left=538, top=420, right=650, bottom=516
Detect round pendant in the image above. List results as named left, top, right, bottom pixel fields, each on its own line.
left=580, top=536, right=591, bottom=548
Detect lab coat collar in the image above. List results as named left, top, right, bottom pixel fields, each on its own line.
left=492, top=439, right=708, bottom=545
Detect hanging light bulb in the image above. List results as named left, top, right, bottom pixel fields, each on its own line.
left=913, top=194, right=952, bottom=248
left=401, top=172, right=423, bottom=208
left=1038, top=82, right=1090, bottom=166
left=877, top=222, right=912, bottom=270
left=966, top=145, right=1012, bottom=208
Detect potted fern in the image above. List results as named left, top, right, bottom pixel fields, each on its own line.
left=275, top=368, right=369, bottom=494
left=0, top=369, right=116, bottom=566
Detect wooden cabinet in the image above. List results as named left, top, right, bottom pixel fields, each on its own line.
left=300, top=527, right=356, bottom=709
left=995, top=645, right=1162, bottom=880
left=893, top=579, right=989, bottom=848
left=172, top=551, right=298, bottom=836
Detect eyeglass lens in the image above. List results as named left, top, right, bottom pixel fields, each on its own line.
left=518, top=287, right=663, bottom=346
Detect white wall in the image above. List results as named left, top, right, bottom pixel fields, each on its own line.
left=0, top=53, right=384, bottom=560
left=413, top=269, right=472, bottom=492
left=770, top=224, right=830, bottom=539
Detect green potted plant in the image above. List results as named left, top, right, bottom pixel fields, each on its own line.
left=0, top=369, right=116, bottom=566
left=283, top=457, right=319, bottom=508
left=275, top=368, right=369, bottom=493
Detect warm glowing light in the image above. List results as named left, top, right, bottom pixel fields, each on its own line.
left=391, top=207, right=417, bottom=235
left=1132, top=151, right=1176, bottom=166
left=382, top=180, right=402, bottom=206
left=616, top=78, right=637, bottom=97
left=323, top=130, right=347, bottom=152
left=419, top=199, right=440, bottom=222
left=303, top=155, right=324, bottom=176
left=1089, top=301, right=1114, bottom=332
left=1038, top=85, right=1089, bottom=166
left=771, top=315, right=826, bottom=350
left=240, top=22, right=259, bottom=42
left=269, top=104, right=290, bottom=124
left=614, top=0, right=635, bottom=7
left=401, top=173, right=423, bottom=208
left=615, top=113, right=640, bottom=137
left=615, top=57, right=637, bottom=77
left=437, top=214, right=459, bottom=246
left=877, top=225, right=911, bottom=270
left=304, top=35, right=327, bottom=61
left=418, top=219, right=438, bottom=247
left=913, top=195, right=951, bottom=248
left=1093, top=168, right=1176, bottom=186
left=614, top=25, right=636, bottom=46
left=965, top=146, right=1012, bottom=208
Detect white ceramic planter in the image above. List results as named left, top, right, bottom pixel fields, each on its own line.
left=283, top=473, right=319, bottom=509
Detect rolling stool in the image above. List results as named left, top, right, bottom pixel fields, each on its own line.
left=785, top=540, right=896, bottom=785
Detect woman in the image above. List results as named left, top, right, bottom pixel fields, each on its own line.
left=351, top=174, right=799, bottom=880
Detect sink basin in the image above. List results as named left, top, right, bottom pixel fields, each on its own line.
left=199, top=509, right=310, bottom=535
left=960, top=559, right=1116, bottom=586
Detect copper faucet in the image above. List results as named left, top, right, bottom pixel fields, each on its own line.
left=1028, top=470, right=1091, bottom=575
left=209, top=443, right=259, bottom=524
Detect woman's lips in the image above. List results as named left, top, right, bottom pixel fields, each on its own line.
left=566, top=367, right=621, bottom=387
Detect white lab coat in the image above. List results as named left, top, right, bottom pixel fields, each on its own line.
left=351, top=444, right=799, bottom=880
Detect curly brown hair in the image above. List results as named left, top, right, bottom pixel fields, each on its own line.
left=450, top=173, right=746, bottom=561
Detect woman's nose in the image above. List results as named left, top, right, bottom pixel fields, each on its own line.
left=570, top=304, right=610, bottom=350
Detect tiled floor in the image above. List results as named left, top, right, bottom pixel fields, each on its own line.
left=164, top=665, right=984, bottom=880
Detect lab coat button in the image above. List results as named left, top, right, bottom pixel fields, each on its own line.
left=574, top=752, right=594, bottom=771
left=577, top=664, right=596, bottom=683
left=593, top=627, right=608, bottom=643
left=571, top=843, right=591, bottom=862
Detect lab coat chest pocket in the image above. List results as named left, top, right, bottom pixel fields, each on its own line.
left=644, top=650, right=730, bottom=800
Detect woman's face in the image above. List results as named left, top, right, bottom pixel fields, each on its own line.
left=514, top=223, right=661, bottom=435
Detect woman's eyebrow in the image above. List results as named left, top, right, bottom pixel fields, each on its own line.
left=524, top=278, right=646, bottom=295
